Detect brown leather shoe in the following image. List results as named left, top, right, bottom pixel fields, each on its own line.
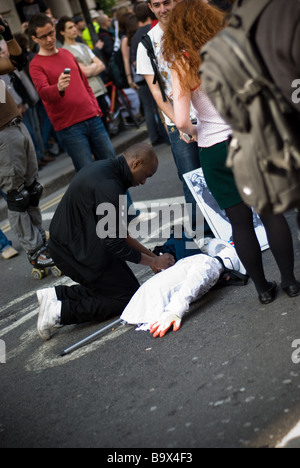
left=2, top=246, right=19, bottom=260
left=42, top=154, right=56, bottom=163
left=38, top=160, right=47, bottom=168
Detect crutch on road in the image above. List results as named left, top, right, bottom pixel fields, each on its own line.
left=60, top=318, right=124, bottom=357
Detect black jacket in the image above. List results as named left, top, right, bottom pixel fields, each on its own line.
left=49, top=156, right=141, bottom=283
left=98, top=29, right=114, bottom=65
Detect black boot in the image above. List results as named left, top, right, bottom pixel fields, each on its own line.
left=27, top=244, right=54, bottom=269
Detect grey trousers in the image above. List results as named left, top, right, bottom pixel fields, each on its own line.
left=0, top=122, right=45, bottom=253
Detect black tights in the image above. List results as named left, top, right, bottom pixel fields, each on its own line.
left=225, top=203, right=296, bottom=294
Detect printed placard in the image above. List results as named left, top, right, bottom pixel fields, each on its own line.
left=184, top=168, right=269, bottom=250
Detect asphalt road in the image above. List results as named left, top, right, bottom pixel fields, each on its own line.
left=1, top=141, right=300, bottom=450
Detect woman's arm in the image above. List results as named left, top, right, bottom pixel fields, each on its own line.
left=121, top=36, right=139, bottom=90
left=171, top=67, right=198, bottom=140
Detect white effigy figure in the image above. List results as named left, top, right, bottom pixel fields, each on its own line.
left=121, top=239, right=247, bottom=337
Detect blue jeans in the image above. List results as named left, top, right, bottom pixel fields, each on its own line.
left=168, top=126, right=201, bottom=230
left=58, top=116, right=116, bottom=172
left=0, top=229, right=11, bottom=253
left=37, top=100, right=64, bottom=152
left=138, top=83, right=169, bottom=144
left=22, top=106, right=45, bottom=162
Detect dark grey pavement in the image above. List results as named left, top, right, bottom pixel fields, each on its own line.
left=1, top=129, right=300, bottom=450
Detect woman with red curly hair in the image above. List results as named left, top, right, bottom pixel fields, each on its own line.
left=163, top=0, right=300, bottom=304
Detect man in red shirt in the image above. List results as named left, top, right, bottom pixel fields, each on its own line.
left=28, top=13, right=116, bottom=172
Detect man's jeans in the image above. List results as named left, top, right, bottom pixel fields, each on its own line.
left=138, top=83, right=169, bottom=144
left=0, top=229, right=11, bottom=253
left=58, top=116, right=116, bottom=172
left=167, top=126, right=201, bottom=231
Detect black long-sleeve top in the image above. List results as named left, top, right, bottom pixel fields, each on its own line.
left=49, top=156, right=141, bottom=283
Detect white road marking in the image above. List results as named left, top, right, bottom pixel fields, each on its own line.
left=0, top=307, right=37, bottom=339
left=25, top=325, right=132, bottom=371
left=276, top=420, right=300, bottom=448
left=41, top=213, right=54, bottom=221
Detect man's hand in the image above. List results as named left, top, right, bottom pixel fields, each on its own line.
left=95, top=39, right=104, bottom=50
left=152, top=253, right=175, bottom=272
left=150, top=313, right=182, bottom=338
left=0, top=16, right=13, bottom=42
left=57, top=71, right=71, bottom=93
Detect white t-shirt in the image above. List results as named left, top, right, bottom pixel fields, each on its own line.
left=68, top=43, right=95, bottom=61
left=191, top=86, right=232, bottom=147
left=137, top=23, right=196, bottom=127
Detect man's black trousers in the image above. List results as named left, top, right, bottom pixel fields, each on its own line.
left=51, top=255, right=140, bottom=325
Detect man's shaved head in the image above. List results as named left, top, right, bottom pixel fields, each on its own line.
left=124, top=143, right=159, bottom=187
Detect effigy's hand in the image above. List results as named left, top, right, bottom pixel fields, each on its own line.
left=150, top=313, right=181, bottom=338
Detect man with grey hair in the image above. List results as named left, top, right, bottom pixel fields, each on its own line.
left=97, top=13, right=114, bottom=66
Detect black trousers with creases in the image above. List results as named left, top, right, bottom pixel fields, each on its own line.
left=51, top=254, right=140, bottom=325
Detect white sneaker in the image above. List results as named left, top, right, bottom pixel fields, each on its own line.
left=37, top=294, right=62, bottom=341
left=206, top=238, right=240, bottom=272
left=36, top=287, right=57, bottom=306
left=195, top=237, right=213, bottom=253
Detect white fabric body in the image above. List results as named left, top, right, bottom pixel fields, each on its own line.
left=121, top=254, right=223, bottom=327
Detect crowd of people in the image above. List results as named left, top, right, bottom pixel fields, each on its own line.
left=1, top=1, right=173, bottom=173
left=1, top=0, right=300, bottom=342
left=0, top=0, right=171, bottom=264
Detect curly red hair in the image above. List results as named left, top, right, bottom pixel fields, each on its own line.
left=162, top=0, right=225, bottom=92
